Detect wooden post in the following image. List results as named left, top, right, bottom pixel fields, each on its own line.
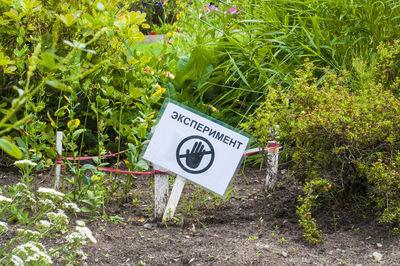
left=54, top=131, right=63, bottom=189
left=154, top=164, right=169, bottom=219
left=266, top=141, right=279, bottom=191
left=162, top=175, right=186, bottom=222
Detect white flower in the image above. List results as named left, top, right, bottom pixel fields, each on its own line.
left=63, top=202, right=81, bottom=213
left=0, top=221, right=8, bottom=234
left=77, top=248, right=88, bottom=260
left=17, top=229, right=41, bottom=241
left=14, top=160, right=37, bottom=167
left=26, top=252, right=53, bottom=264
left=66, top=232, right=84, bottom=244
left=35, top=220, right=51, bottom=232
left=76, top=226, right=97, bottom=244
left=38, top=187, right=65, bottom=198
left=38, top=220, right=51, bottom=228
left=10, top=255, right=24, bottom=266
left=13, top=241, right=52, bottom=265
left=39, top=199, right=56, bottom=210
left=15, top=190, right=36, bottom=205
left=65, top=226, right=97, bottom=245
left=47, top=209, right=69, bottom=231
left=0, top=195, right=12, bottom=204
left=15, top=182, right=27, bottom=190
left=76, top=220, right=86, bottom=227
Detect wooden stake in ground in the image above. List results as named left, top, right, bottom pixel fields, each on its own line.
left=162, top=175, right=186, bottom=222
left=266, top=142, right=279, bottom=191
left=54, top=131, right=63, bottom=190
left=154, top=165, right=169, bottom=219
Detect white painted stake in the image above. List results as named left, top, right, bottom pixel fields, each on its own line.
left=162, top=175, right=186, bottom=222
left=266, top=142, right=279, bottom=191
left=54, top=131, right=63, bottom=189
left=154, top=165, right=169, bottom=219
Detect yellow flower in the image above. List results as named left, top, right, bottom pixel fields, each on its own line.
left=167, top=32, right=172, bottom=38
left=176, top=14, right=180, bottom=20
left=152, top=84, right=166, bottom=97
left=203, top=103, right=219, bottom=113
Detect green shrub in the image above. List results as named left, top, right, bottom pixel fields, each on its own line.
left=244, top=40, right=400, bottom=241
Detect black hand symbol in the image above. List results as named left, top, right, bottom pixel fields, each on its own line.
left=185, top=141, right=206, bottom=169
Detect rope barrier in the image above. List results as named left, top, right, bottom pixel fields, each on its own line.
left=55, top=149, right=129, bottom=164
left=55, top=144, right=279, bottom=176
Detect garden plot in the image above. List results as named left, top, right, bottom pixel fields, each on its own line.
left=1, top=166, right=400, bottom=265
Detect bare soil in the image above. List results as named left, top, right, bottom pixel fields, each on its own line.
left=1, top=165, right=400, bottom=265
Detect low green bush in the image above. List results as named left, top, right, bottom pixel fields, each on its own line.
left=243, top=40, right=400, bottom=242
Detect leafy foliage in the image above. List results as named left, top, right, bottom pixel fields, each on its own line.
left=244, top=40, right=400, bottom=241
left=0, top=0, right=171, bottom=165
left=173, top=0, right=400, bottom=125
left=296, top=178, right=331, bottom=243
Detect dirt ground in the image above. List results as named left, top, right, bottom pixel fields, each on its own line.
left=1, top=165, right=400, bottom=265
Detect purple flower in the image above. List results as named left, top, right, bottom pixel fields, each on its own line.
left=206, top=4, right=220, bottom=13
left=155, top=1, right=164, bottom=8
left=227, top=5, right=238, bottom=14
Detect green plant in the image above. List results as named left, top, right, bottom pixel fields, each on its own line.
left=296, top=178, right=331, bottom=243
left=80, top=188, right=104, bottom=217
left=173, top=0, right=400, bottom=126
left=365, top=152, right=400, bottom=233
left=245, top=40, right=400, bottom=241
left=0, top=183, right=95, bottom=265
left=0, top=0, right=168, bottom=166
left=246, top=235, right=258, bottom=241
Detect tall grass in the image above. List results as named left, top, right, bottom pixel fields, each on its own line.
left=176, top=0, right=400, bottom=123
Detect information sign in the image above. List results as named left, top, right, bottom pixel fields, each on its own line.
left=142, top=99, right=250, bottom=196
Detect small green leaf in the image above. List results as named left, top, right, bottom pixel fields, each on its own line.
left=128, top=143, right=137, bottom=154
left=129, top=87, right=143, bottom=99
left=81, top=207, right=92, bottom=212
left=136, top=160, right=148, bottom=170
left=46, top=80, right=72, bottom=93
left=40, top=52, right=56, bottom=69
left=72, top=129, right=86, bottom=140
left=137, top=125, right=146, bottom=139
left=54, top=105, right=69, bottom=117
left=65, top=14, right=77, bottom=26
left=81, top=164, right=97, bottom=172
left=0, top=137, right=22, bottom=159
left=3, top=11, right=20, bottom=21
left=47, top=112, right=56, bottom=127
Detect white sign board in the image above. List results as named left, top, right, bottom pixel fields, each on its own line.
left=142, top=99, right=250, bottom=196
